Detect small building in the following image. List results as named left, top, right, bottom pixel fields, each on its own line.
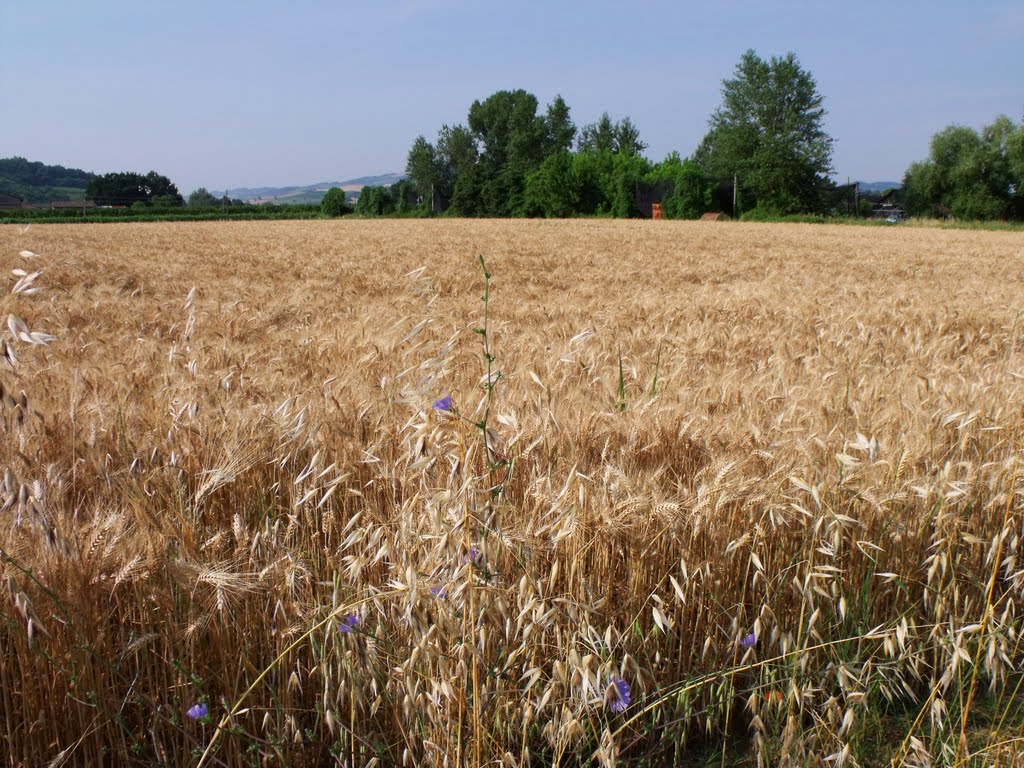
left=871, top=189, right=907, bottom=222
left=871, top=202, right=907, bottom=222
left=701, top=212, right=730, bottom=222
left=0, top=192, right=24, bottom=210
left=45, top=200, right=96, bottom=210
left=23, top=199, right=97, bottom=211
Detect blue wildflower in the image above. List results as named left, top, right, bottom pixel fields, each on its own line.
left=432, top=395, right=453, bottom=412
left=740, top=632, right=757, bottom=649
left=608, top=677, right=631, bottom=714
left=430, top=585, right=447, bottom=599
left=186, top=702, right=208, bottom=720
left=338, top=613, right=360, bottom=634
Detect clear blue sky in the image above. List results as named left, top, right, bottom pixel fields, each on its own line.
left=2, top=1, right=1022, bottom=195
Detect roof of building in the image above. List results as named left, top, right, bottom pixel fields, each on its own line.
left=46, top=200, right=96, bottom=208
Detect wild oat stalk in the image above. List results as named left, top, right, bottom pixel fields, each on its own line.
left=473, top=254, right=502, bottom=498
left=618, top=346, right=627, bottom=412
left=649, top=341, right=662, bottom=398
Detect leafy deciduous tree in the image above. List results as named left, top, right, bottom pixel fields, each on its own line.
left=354, top=186, right=394, bottom=216
left=87, top=171, right=182, bottom=206
left=321, top=187, right=346, bottom=217
left=695, top=50, right=833, bottom=214
left=523, top=151, right=578, bottom=218
left=188, top=187, right=219, bottom=207
left=904, top=116, right=1022, bottom=220
left=467, top=89, right=549, bottom=216
left=405, top=135, right=441, bottom=211
left=543, top=95, right=577, bottom=156
left=437, top=124, right=481, bottom=216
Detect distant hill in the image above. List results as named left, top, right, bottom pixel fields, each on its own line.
left=219, top=173, right=404, bottom=204
left=0, top=156, right=95, bottom=203
left=336, top=173, right=406, bottom=189
left=857, top=181, right=902, bottom=193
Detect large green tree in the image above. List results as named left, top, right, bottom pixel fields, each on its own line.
left=87, top=171, right=182, bottom=206
left=543, top=95, right=577, bottom=156
left=437, top=124, right=480, bottom=215
left=467, top=89, right=549, bottom=216
left=320, top=187, right=347, bottom=217
left=187, top=187, right=218, bottom=207
left=523, top=151, right=578, bottom=218
left=354, top=186, right=394, bottom=216
left=404, top=124, right=480, bottom=215
left=903, top=116, right=1023, bottom=220
left=405, top=135, right=441, bottom=209
left=695, top=50, right=833, bottom=214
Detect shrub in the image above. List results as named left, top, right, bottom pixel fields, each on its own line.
left=320, top=187, right=347, bottom=217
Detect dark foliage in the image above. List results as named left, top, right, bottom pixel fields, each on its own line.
left=87, top=171, right=183, bottom=207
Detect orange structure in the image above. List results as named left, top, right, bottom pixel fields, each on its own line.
left=651, top=203, right=663, bottom=220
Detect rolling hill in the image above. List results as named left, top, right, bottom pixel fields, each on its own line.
left=217, top=173, right=404, bottom=204
left=0, top=156, right=95, bottom=202
left=857, top=181, right=902, bottom=193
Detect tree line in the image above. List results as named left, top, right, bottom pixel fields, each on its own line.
left=398, top=94, right=702, bottom=218
left=358, top=49, right=1021, bottom=222
left=0, top=156, right=96, bottom=203
left=86, top=171, right=184, bottom=208
left=904, top=116, right=1024, bottom=220
left=396, top=91, right=710, bottom=218
left=0, top=156, right=95, bottom=189
left=390, top=51, right=841, bottom=220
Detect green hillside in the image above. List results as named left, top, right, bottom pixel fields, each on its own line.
left=0, top=157, right=95, bottom=202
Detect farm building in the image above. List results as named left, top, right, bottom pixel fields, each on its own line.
left=0, top=192, right=24, bottom=210
left=21, top=199, right=97, bottom=211
left=42, top=200, right=96, bottom=210
left=868, top=188, right=907, bottom=222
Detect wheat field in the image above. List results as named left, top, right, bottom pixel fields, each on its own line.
left=3, top=219, right=1024, bottom=767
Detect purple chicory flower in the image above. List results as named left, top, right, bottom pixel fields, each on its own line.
left=186, top=702, right=208, bottom=720
left=430, top=584, right=447, bottom=599
left=608, top=677, right=631, bottom=714
left=432, top=395, right=453, bottom=412
left=740, top=632, right=757, bottom=649
left=338, top=613, right=360, bottom=634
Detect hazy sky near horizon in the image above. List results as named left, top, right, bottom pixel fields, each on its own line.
left=2, top=1, right=1022, bottom=196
